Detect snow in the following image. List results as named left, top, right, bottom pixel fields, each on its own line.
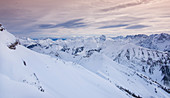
left=0, top=74, right=54, bottom=98
left=19, top=33, right=170, bottom=97
left=0, top=30, right=16, bottom=45
left=0, top=28, right=129, bottom=98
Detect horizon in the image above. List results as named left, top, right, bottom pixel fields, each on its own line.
left=18, top=32, right=169, bottom=40
left=1, top=0, right=170, bottom=38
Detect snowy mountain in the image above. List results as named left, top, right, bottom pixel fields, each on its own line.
left=0, top=25, right=132, bottom=98
left=19, top=33, right=170, bottom=97
left=113, top=33, right=170, bottom=52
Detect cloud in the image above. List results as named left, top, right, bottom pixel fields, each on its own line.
left=125, top=25, right=149, bottom=29
left=55, top=19, right=86, bottom=28
left=100, top=0, right=151, bottom=12
left=39, top=24, right=55, bottom=28
left=98, top=24, right=128, bottom=29
left=39, top=19, right=87, bottom=29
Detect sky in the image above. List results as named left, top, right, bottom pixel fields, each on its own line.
left=0, top=0, right=170, bottom=38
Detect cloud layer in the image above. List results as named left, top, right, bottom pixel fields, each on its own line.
left=0, top=0, right=170, bottom=38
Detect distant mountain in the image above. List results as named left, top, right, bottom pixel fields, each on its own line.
left=112, top=33, right=170, bottom=52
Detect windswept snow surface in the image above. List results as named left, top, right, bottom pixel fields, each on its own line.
left=0, top=30, right=130, bottom=98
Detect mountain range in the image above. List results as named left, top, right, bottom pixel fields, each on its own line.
left=0, top=25, right=170, bottom=98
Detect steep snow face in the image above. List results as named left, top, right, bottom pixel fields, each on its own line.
left=20, top=34, right=170, bottom=97
left=111, top=43, right=170, bottom=86
left=0, top=30, right=16, bottom=45
left=0, top=27, right=130, bottom=98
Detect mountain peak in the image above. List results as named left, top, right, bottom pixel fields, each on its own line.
left=0, top=25, right=17, bottom=46
left=156, top=33, right=170, bottom=40
left=0, top=24, right=5, bottom=31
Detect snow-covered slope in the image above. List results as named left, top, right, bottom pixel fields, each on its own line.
left=20, top=34, right=170, bottom=97
left=0, top=26, right=131, bottom=98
